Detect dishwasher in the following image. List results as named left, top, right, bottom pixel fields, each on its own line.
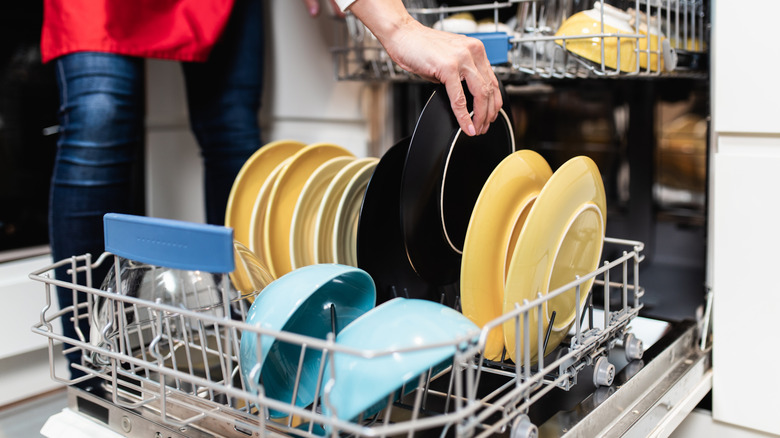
left=29, top=1, right=712, bottom=436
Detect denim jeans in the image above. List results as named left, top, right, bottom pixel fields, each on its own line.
left=49, top=0, right=264, bottom=380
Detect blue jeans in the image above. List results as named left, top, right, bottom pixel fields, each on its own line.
left=50, top=0, right=264, bottom=380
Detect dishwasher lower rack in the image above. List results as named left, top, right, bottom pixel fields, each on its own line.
left=30, top=237, right=645, bottom=438
left=332, top=0, right=708, bottom=81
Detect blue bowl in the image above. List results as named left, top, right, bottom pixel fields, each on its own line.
left=321, top=298, right=479, bottom=422
left=239, top=264, right=375, bottom=417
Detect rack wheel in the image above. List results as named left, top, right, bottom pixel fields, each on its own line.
left=593, top=356, right=615, bottom=387
left=624, top=333, right=644, bottom=361
left=511, top=414, right=538, bottom=438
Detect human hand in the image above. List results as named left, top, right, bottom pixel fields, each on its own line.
left=301, top=0, right=345, bottom=18
left=349, top=0, right=501, bottom=136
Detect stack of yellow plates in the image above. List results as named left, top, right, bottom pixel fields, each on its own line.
left=225, top=140, right=305, bottom=250
left=290, top=156, right=356, bottom=270
left=248, top=157, right=293, bottom=265
left=314, top=157, right=377, bottom=264
left=332, top=158, right=379, bottom=266
left=460, top=150, right=552, bottom=361
left=461, top=152, right=606, bottom=365
left=503, top=156, right=606, bottom=365
left=263, top=143, right=354, bottom=278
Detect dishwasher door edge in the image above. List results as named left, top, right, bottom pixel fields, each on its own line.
left=539, top=321, right=712, bottom=437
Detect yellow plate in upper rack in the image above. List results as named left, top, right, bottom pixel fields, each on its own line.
left=263, top=143, right=354, bottom=278
left=503, top=156, right=606, bottom=365
left=554, top=9, right=637, bottom=72
left=460, top=150, right=552, bottom=361
left=225, top=140, right=305, bottom=249
left=290, top=156, right=356, bottom=270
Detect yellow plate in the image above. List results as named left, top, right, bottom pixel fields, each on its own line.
left=503, top=156, right=606, bottom=365
left=225, top=140, right=305, bottom=248
left=290, top=156, right=356, bottom=270
left=554, top=9, right=637, bottom=72
left=314, top=157, right=377, bottom=264
left=248, top=157, right=293, bottom=268
left=460, top=150, right=552, bottom=361
left=332, top=158, right=379, bottom=266
left=263, top=143, right=354, bottom=277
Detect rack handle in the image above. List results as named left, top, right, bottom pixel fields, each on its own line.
left=103, top=213, right=234, bottom=273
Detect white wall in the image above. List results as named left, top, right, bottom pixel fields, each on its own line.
left=145, top=1, right=384, bottom=223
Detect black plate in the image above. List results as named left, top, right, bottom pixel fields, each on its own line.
left=356, top=138, right=452, bottom=306
left=400, top=82, right=515, bottom=286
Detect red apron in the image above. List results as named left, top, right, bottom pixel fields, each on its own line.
left=41, top=0, right=235, bottom=63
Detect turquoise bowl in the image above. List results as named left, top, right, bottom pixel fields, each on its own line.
left=321, top=298, right=479, bottom=423
left=239, top=264, right=375, bottom=417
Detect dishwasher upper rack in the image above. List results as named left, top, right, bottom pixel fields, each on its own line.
left=332, top=0, right=707, bottom=81
left=30, top=237, right=645, bottom=438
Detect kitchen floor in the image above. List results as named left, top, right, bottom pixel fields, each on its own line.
left=0, top=389, right=67, bottom=438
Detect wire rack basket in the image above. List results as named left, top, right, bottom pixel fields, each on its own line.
left=30, top=215, right=646, bottom=437
left=332, top=0, right=707, bottom=81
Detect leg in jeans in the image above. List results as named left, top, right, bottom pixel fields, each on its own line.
left=182, top=0, right=264, bottom=225
left=49, top=52, right=145, bottom=381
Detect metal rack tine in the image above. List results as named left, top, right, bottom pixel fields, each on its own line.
left=542, top=311, right=556, bottom=365
left=329, top=303, right=338, bottom=335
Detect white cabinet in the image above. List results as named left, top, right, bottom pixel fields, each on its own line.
left=0, top=255, right=55, bottom=360
left=711, top=1, right=780, bottom=435
left=711, top=137, right=780, bottom=436
left=712, top=1, right=780, bottom=134
left=0, top=254, right=68, bottom=405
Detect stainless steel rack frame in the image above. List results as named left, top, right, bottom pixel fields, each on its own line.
left=31, top=237, right=653, bottom=437
left=332, top=0, right=707, bottom=81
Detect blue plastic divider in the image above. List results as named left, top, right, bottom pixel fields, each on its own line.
left=103, top=213, right=234, bottom=273
left=466, top=32, right=512, bottom=65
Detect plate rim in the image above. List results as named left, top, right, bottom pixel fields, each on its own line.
left=332, top=158, right=379, bottom=265
left=263, top=143, right=353, bottom=277
left=313, top=157, right=377, bottom=264
left=400, top=83, right=515, bottom=285
left=440, top=107, right=516, bottom=255
left=248, top=156, right=294, bottom=265
left=225, top=140, right=305, bottom=248
left=289, top=156, right=356, bottom=270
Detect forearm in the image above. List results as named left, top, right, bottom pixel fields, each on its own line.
left=347, top=0, right=417, bottom=46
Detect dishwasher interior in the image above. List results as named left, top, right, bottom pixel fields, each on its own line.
left=30, top=1, right=713, bottom=437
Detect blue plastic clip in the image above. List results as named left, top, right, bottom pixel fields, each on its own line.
left=466, top=32, right=512, bottom=65
left=103, top=213, right=234, bottom=273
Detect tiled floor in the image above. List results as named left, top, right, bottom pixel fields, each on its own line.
left=0, top=389, right=67, bottom=438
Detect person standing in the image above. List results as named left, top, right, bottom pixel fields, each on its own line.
left=41, top=0, right=500, bottom=384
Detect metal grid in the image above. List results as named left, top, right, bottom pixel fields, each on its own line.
left=30, top=237, right=645, bottom=437
left=332, top=0, right=707, bottom=81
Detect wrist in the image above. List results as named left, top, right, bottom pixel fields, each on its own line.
left=349, top=0, right=418, bottom=46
